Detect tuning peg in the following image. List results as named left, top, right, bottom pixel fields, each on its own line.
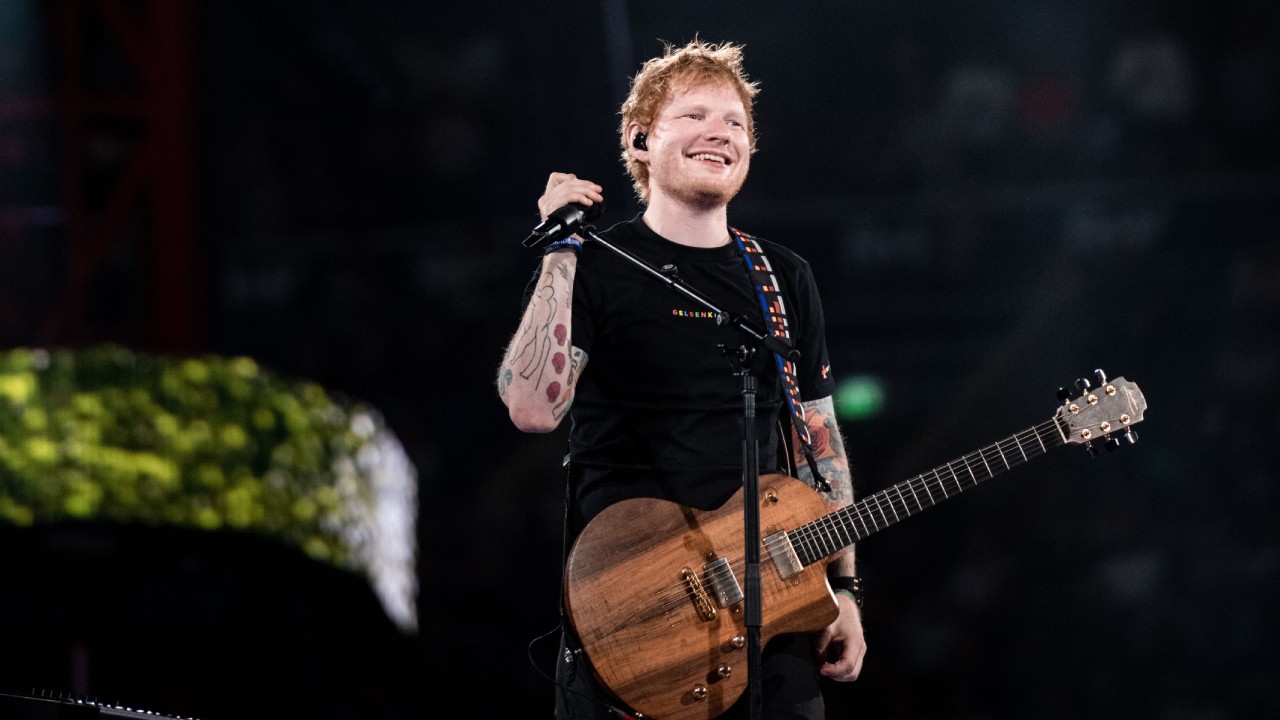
left=1094, top=368, right=1108, bottom=385
left=1057, top=386, right=1072, bottom=402
left=1125, top=428, right=1138, bottom=444
left=1085, top=441, right=1098, bottom=457
left=1105, top=436, right=1121, bottom=452
left=1076, top=377, right=1092, bottom=393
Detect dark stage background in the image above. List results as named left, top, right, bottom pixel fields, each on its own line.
left=2, top=1, right=1278, bottom=718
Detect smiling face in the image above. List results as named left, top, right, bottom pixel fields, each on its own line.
left=640, top=81, right=752, bottom=211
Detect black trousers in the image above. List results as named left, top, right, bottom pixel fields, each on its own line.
left=554, top=630, right=825, bottom=720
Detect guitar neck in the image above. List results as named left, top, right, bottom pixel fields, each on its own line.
left=789, top=416, right=1068, bottom=566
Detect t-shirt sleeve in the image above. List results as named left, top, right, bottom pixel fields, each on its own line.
left=791, top=257, right=836, bottom=401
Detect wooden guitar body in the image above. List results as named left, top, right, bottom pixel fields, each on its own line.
left=564, top=473, right=837, bottom=720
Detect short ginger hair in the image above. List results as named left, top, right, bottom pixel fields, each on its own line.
left=619, top=38, right=761, bottom=204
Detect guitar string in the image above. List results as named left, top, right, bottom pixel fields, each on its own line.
left=785, top=422, right=1065, bottom=562
left=654, top=420, right=1071, bottom=613
left=654, top=428, right=1046, bottom=613
left=655, top=423, right=1058, bottom=611
left=651, top=394, right=1135, bottom=617
left=792, top=423, right=1059, bottom=550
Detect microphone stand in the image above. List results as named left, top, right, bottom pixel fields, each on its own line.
left=573, top=223, right=795, bottom=720
left=735, top=347, right=765, bottom=720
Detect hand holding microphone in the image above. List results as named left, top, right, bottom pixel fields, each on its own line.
left=523, top=173, right=605, bottom=248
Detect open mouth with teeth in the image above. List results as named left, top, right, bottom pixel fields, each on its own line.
left=688, top=152, right=730, bottom=166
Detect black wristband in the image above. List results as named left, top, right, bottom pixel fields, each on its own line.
left=829, top=576, right=863, bottom=609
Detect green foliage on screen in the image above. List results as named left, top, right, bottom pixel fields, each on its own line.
left=0, top=344, right=418, bottom=632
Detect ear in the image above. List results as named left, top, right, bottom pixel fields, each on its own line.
left=627, top=123, right=649, bottom=157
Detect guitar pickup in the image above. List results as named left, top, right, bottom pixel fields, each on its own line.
left=702, top=556, right=744, bottom=608
left=764, top=529, right=802, bottom=580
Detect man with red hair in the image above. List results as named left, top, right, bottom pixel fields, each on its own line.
left=499, top=38, right=866, bottom=720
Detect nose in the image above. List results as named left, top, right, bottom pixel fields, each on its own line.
left=705, top=118, right=731, bottom=142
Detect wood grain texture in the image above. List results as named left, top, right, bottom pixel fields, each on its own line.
left=564, top=474, right=839, bottom=720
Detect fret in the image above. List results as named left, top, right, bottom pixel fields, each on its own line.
left=975, top=449, right=994, bottom=480
left=937, top=465, right=956, bottom=497
left=1011, top=432, right=1029, bottom=462
left=996, top=440, right=1013, bottom=469
left=907, top=476, right=927, bottom=510
left=1032, top=424, right=1048, bottom=453
left=869, top=492, right=892, bottom=530
left=817, top=517, right=837, bottom=556
left=885, top=488, right=903, bottom=523
left=961, top=454, right=979, bottom=487
left=849, top=504, right=871, bottom=540
left=903, top=480, right=924, bottom=514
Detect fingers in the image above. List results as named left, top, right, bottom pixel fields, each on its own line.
left=819, top=644, right=865, bottom=682
left=539, top=173, right=604, bottom=220
left=814, top=628, right=833, bottom=658
left=544, top=171, right=577, bottom=192
left=816, top=615, right=865, bottom=682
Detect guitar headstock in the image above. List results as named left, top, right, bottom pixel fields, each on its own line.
left=1056, top=369, right=1147, bottom=452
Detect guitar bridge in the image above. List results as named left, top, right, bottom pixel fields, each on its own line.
left=681, top=566, right=718, bottom=621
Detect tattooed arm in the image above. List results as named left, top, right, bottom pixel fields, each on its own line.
left=794, top=394, right=866, bottom=680
left=497, top=250, right=588, bottom=432
left=793, top=395, right=857, bottom=576
left=497, top=172, right=600, bottom=433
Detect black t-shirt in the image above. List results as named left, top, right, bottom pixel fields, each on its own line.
left=562, top=215, right=835, bottom=536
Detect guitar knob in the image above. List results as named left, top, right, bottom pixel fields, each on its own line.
left=1085, top=441, right=1098, bottom=457
left=1057, top=386, right=1072, bottom=402
left=1094, top=368, right=1108, bottom=385
left=1125, top=428, right=1139, bottom=444
left=1105, top=437, right=1121, bottom=453
left=1076, top=377, right=1092, bottom=393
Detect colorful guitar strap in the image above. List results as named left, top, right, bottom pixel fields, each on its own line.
left=730, top=227, right=831, bottom=493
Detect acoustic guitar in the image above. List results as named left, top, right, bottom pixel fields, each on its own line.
left=564, top=371, right=1147, bottom=720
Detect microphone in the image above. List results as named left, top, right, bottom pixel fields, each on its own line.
left=522, top=202, right=604, bottom=247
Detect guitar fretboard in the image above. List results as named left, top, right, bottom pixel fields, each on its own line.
left=788, top=417, right=1067, bottom=566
